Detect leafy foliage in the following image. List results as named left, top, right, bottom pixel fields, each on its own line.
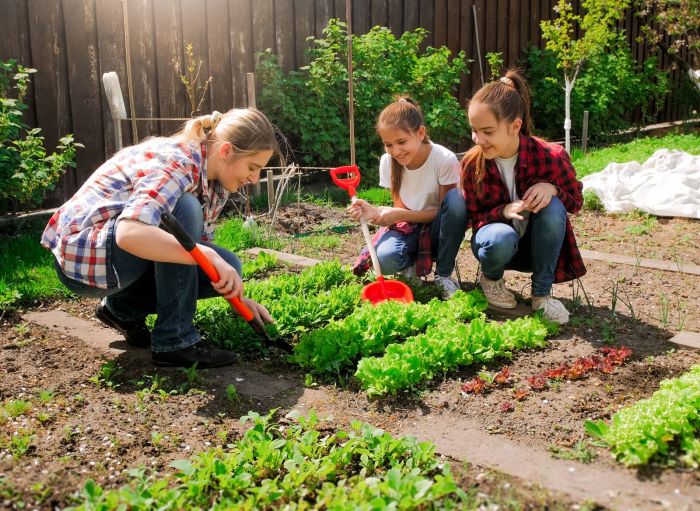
left=524, top=38, right=668, bottom=143
left=0, top=60, right=82, bottom=213
left=258, top=20, right=468, bottom=186
left=73, top=411, right=470, bottom=509
left=586, top=364, right=700, bottom=467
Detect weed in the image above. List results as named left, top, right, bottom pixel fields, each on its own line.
left=549, top=441, right=598, bottom=463
left=89, top=361, right=122, bottom=389
left=2, top=399, right=32, bottom=420
left=225, top=384, right=239, bottom=403
left=658, top=292, right=670, bottom=328
left=37, top=389, right=55, bottom=402
left=7, top=428, right=35, bottom=459
left=624, top=211, right=657, bottom=236
left=36, top=411, right=53, bottom=425
left=150, top=431, right=165, bottom=450
left=179, top=364, right=203, bottom=393
left=582, top=190, right=604, bottom=211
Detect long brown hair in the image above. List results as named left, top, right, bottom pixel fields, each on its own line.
left=376, top=97, right=430, bottom=200
left=462, top=69, right=532, bottom=197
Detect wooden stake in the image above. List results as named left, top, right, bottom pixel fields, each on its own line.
left=581, top=110, right=589, bottom=153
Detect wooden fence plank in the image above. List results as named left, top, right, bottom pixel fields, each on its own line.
left=334, top=0, right=346, bottom=22
left=294, top=0, right=314, bottom=67
left=63, top=0, right=105, bottom=187
left=530, top=0, right=541, bottom=49
left=433, top=0, right=446, bottom=48
left=508, top=0, right=520, bottom=67
left=272, top=0, right=295, bottom=72
left=252, top=0, right=275, bottom=55
left=484, top=0, right=497, bottom=63
left=316, top=0, right=334, bottom=35
left=418, top=0, right=433, bottom=48
left=207, top=0, right=234, bottom=110
left=371, top=0, right=388, bottom=29
left=154, top=0, right=185, bottom=129
left=181, top=0, right=209, bottom=116
left=230, top=0, right=253, bottom=106
left=496, top=0, right=507, bottom=70
left=354, top=0, right=370, bottom=35
left=520, top=0, right=530, bottom=58
left=27, top=0, right=72, bottom=203
left=458, top=0, right=474, bottom=100
left=1, top=0, right=36, bottom=127
left=446, top=0, right=460, bottom=57
left=403, top=0, right=419, bottom=33
left=388, top=0, right=403, bottom=36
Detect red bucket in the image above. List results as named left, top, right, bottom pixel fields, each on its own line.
left=361, top=279, right=414, bottom=304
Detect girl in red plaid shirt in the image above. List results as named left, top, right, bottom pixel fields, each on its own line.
left=42, top=109, right=280, bottom=368
left=462, top=70, right=586, bottom=324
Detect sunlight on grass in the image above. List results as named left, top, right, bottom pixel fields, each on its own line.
left=571, top=131, right=700, bottom=179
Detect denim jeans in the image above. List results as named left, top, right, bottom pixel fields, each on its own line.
left=53, top=193, right=241, bottom=352
left=470, top=196, right=567, bottom=296
left=374, top=188, right=468, bottom=277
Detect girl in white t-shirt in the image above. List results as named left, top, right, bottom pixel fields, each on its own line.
left=348, top=97, right=468, bottom=298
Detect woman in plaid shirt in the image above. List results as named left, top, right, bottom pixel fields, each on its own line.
left=41, top=109, right=280, bottom=367
left=462, top=70, right=586, bottom=325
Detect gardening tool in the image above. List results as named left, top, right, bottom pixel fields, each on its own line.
left=330, top=165, right=413, bottom=304
left=160, top=212, right=293, bottom=353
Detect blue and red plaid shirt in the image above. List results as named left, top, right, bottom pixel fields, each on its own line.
left=461, top=134, right=586, bottom=283
left=41, top=138, right=228, bottom=288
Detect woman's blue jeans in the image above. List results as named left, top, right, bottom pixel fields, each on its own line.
left=53, top=193, right=241, bottom=352
left=374, top=188, right=468, bottom=277
left=470, top=196, right=567, bottom=296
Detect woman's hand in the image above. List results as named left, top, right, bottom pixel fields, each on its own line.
left=372, top=206, right=404, bottom=226
left=522, top=183, right=557, bottom=213
left=347, top=199, right=380, bottom=223
left=204, top=246, right=244, bottom=299
left=242, top=297, right=274, bottom=324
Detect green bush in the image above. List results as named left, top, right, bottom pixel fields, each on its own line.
left=258, top=19, right=469, bottom=186
left=0, top=60, right=81, bottom=213
left=524, top=34, right=668, bottom=143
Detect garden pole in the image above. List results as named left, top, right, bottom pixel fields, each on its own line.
left=346, top=0, right=356, bottom=166
left=246, top=72, right=262, bottom=197
left=472, top=4, right=484, bottom=86
left=266, top=169, right=274, bottom=214
left=581, top=110, right=589, bottom=153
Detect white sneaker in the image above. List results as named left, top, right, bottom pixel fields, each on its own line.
left=435, top=275, right=461, bottom=299
left=532, top=296, right=570, bottom=325
left=399, top=264, right=422, bottom=287
left=479, top=273, right=517, bottom=309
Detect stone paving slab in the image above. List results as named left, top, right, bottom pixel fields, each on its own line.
left=245, top=248, right=321, bottom=267
left=580, top=249, right=700, bottom=276
left=22, top=310, right=299, bottom=399
left=667, top=331, right=700, bottom=350
left=399, top=413, right=700, bottom=511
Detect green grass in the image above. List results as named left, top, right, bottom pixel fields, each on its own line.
left=571, top=131, right=700, bottom=179
left=297, top=234, right=342, bottom=251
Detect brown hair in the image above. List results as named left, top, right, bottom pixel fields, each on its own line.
left=177, top=108, right=284, bottom=166
left=375, top=96, right=430, bottom=199
left=462, top=69, right=532, bottom=198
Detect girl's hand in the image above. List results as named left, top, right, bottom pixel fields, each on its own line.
left=502, top=201, right=528, bottom=221
left=522, top=183, right=557, bottom=213
left=242, top=297, right=274, bottom=324
left=347, top=199, right=380, bottom=223
left=373, top=206, right=403, bottom=226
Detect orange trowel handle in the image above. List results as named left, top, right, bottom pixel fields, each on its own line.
left=330, top=165, right=361, bottom=199
left=160, top=212, right=254, bottom=322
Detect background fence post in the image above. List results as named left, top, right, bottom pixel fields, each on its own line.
left=266, top=169, right=274, bottom=214
left=582, top=110, right=589, bottom=153
left=246, top=72, right=261, bottom=197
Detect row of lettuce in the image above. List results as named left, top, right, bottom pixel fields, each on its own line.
left=194, top=260, right=700, bottom=469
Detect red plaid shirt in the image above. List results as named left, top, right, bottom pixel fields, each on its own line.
left=461, top=135, right=586, bottom=283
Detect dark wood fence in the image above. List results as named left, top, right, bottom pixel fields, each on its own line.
left=0, top=0, right=693, bottom=203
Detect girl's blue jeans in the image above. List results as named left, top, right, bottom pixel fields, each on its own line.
left=374, top=188, right=468, bottom=277
left=53, top=193, right=241, bottom=353
left=470, top=196, right=567, bottom=296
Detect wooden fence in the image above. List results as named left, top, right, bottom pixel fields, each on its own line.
left=0, top=0, right=693, bottom=203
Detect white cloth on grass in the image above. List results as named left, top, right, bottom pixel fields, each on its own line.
left=581, top=149, right=700, bottom=219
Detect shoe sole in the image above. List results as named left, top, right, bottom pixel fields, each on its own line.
left=487, top=300, right=518, bottom=309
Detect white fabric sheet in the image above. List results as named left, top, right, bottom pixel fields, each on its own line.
left=581, top=149, right=700, bottom=219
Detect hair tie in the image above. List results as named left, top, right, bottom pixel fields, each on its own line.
left=201, top=111, right=222, bottom=131
left=499, top=77, right=515, bottom=89
left=398, top=98, right=407, bottom=103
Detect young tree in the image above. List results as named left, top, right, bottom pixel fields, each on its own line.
left=541, top=0, right=630, bottom=153
left=635, top=0, right=700, bottom=90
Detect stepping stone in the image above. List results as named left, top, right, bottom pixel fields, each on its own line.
left=667, top=331, right=700, bottom=350
left=23, top=310, right=301, bottom=399
left=487, top=302, right=532, bottom=318
left=246, top=248, right=321, bottom=267
left=580, top=249, right=700, bottom=276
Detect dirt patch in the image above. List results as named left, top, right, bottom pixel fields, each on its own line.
left=2, top=204, right=700, bottom=509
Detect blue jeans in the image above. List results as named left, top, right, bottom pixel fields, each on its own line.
left=374, top=188, right=468, bottom=277
left=470, top=196, right=567, bottom=296
left=53, top=193, right=241, bottom=352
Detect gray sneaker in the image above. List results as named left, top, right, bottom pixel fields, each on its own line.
left=532, top=295, right=570, bottom=325
left=435, top=275, right=461, bottom=299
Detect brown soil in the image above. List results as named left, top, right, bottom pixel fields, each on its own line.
left=2, top=202, right=699, bottom=510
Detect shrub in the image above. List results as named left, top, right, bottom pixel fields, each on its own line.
left=258, top=19, right=469, bottom=186
left=524, top=34, right=668, bottom=143
left=0, top=60, right=81, bottom=213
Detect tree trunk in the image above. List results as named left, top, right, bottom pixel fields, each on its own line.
left=564, top=76, right=574, bottom=155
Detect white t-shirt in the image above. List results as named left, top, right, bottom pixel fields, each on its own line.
left=378, top=142, right=460, bottom=211
left=495, top=154, right=529, bottom=237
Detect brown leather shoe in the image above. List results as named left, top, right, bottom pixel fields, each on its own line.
left=151, top=343, right=237, bottom=368
left=95, top=302, right=151, bottom=348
